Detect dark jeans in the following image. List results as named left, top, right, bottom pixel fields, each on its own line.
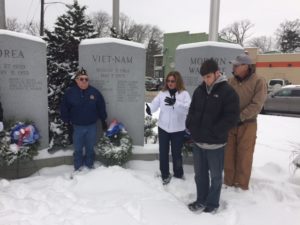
left=193, top=144, right=225, bottom=209
left=73, top=123, right=97, bottom=170
left=158, top=127, right=185, bottom=179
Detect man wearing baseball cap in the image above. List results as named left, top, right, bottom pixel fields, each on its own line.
left=60, top=68, right=107, bottom=171
left=224, top=53, right=267, bottom=190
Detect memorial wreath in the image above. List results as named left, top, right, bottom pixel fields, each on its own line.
left=0, top=121, right=40, bottom=166
left=95, top=119, right=133, bottom=166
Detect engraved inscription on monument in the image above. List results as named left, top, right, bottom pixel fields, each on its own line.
left=0, top=30, right=49, bottom=149
left=0, top=51, right=43, bottom=91
left=79, top=38, right=146, bottom=145
left=92, top=55, right=140, bottom=103
left=175, top=42, right=244, bottom=95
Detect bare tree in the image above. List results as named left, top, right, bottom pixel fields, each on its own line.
left=115, top=13, right=159, bottom=44
left=6, top=17, right=23, bottom=32
left=220, top=19, right=254, bottom=46
left=146, top=25, right=163, bottom=46
left=145, top=26, right=163, bottom=77
left=89, top=11, right=111, bottom=37
left=23, top=22, right=40, bottom=36
left=6, top=17, right=40, bottom=36
left=128, top=23, right=151, bottom=43
left=118, top=13, right=135, bottom=38
left=104, top=12, right=163, bottom=77
left=276, top=19, right=300, bottom=53
left=248, top=36, right=274, bottom=53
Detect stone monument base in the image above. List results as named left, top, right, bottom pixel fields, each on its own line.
left=0, top=154, right=193, bottom=179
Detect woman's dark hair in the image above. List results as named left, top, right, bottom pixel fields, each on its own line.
left=200, top=58, right=219, bottom=76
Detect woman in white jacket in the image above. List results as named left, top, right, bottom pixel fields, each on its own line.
left=146, top=71, right=191, bottom=185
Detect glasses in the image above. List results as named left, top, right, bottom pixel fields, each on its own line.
left=167, top=80, right=176, bottom=83
left=78, top=77, right=89, bottom=82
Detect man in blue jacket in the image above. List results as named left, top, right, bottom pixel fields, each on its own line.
left=61, top=68, right=107, bottom=171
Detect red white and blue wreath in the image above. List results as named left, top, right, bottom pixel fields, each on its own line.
left=0, top=121, right=40, bottom=165
left=95, top=119, right=132, bottom=166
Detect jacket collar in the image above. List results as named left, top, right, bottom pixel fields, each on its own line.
left=234, top=70, right=254, bottom=82
left=200, top=74, right=227, bottom=94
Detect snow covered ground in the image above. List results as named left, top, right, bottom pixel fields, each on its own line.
left=1, top=114, right=300, bottom=225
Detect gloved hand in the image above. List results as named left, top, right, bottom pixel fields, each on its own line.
left=169, top=89, right=177, bottom=97
left=0, top=122, right=3, bottom=132
left=237, top=118, right=243, bottom=126
left=101, top=120, right=108, bottom=131
left=146, top=103, right=152, bottom=116
left=164, top=96, right=176, bottom=106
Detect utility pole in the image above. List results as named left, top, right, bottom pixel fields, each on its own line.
left=112, top=0, right=119, bottom=33
left=0, top=0, right=6, bottom=29
left=40, top=1, right=68, bottom=36
left=208, top=0, right=220, bottom=42
left=40, top=0, right=45, bottom=36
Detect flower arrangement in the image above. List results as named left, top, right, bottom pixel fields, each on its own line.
left=0, top=121, right=40, bottom=166
left=95, top=119, right=132, bottom=166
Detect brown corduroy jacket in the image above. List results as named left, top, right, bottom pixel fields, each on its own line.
left=228, top=73, right=267, bottom=122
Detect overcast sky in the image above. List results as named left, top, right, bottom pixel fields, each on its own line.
left=5, top=0, right=300, bottom=38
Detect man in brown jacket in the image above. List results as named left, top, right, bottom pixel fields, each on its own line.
left=224, top=54, right=267, bottom=190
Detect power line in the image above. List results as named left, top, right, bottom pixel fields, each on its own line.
left=28, top=1, right=40, bottom=25
left=25, top=0, right=35, bottom=22
left=40, top=0, right=68, bottom=36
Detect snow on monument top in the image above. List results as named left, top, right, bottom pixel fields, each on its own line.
left=80, top=37, right=145, bottom=49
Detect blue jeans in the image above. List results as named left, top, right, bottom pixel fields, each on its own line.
left=193, top=144, right=225, bottom=209
left=73, top=123, right=97, bottom=170
left=158, top=127, right=185, bottom=179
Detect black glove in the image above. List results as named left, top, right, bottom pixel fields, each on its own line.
left=237, top=118, right=243, bottom=126
left=146, top=103, right=152, bottom=116
left=169, top=89, right=177, bottom=97
left=164, top=96, right=176, bottom=106
left=101, top=120, right=108, bottom=131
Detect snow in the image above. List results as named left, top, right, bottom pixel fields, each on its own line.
left=1, top=114, right=300, bottom=225
left=0, top=29, right=45, bottom=43
left=176, top=41, right=243, bottom=50
left=80, top=37, right=145, bottom=49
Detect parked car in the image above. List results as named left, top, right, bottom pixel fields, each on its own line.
left=267, top=78, right=291, bottom=93
left=261, top=85, right=300, bottom=115
left=145, top=76, right=160, bottom=91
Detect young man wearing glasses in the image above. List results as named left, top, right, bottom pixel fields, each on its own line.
left=146, top=71, right=191, bottom=185
left=186, top=58, right=239, bottom=213
left=60, top=68, right=107, bottom=171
